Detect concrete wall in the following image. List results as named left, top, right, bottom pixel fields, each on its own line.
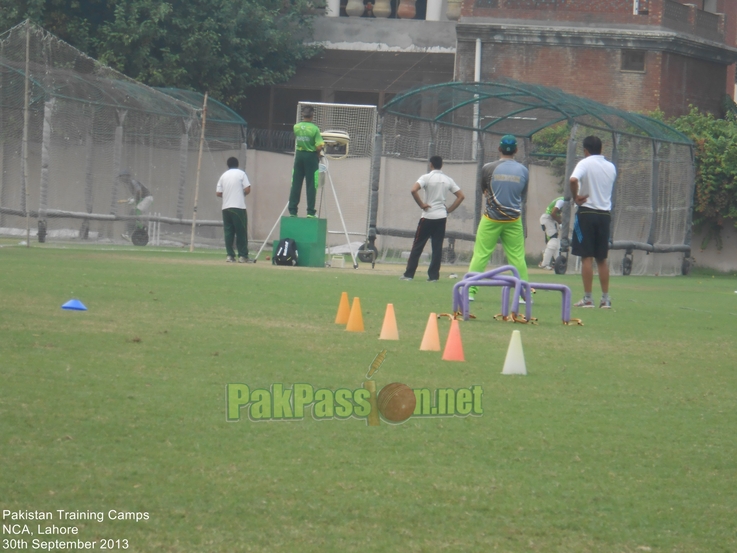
left=244, top=150, right=373, bottom=248
left=312, top=17, right=457, bottom=51
left=243, top=149, right=561, bottom=258
left=691, top=220, right=737, bottom=272
left=243, top=149, right=737, bottom=272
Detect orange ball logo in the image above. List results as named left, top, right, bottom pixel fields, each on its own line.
left=377, top=383, right=416, bottom=423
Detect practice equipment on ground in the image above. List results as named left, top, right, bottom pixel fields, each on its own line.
left=502, top=330, right=527, bottom=375
left=62, top=299, right=87, bottom=311
left=255, top=102, right=377, bottom=268
left=303, top=102, right=377, bottom=262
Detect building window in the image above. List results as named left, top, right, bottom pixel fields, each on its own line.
left=475, top=0, right=498, bottom=7
left=703, top=0, right=717, bottom=14
left=621, top=50, right=646, bottom=72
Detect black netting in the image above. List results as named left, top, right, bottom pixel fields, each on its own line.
left=0, top=22, right=246, bottom=247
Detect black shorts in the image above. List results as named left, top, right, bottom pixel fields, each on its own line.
left=571, top=209, right=610, bottom=261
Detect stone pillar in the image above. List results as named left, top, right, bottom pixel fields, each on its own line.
left=326, top=0, right=340, bottom=15
left=446, top=0, right=462, bottom=21
left=426, top=0, right=442, bottom=20
left=373, top=0, right=392, bottom=17
left=345, top=0, right=364, bottom=16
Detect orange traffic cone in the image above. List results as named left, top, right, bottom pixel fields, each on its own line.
left=346, top=297, right=365, bottom=332
left=442, top=319, right=465, bottom=362
left=335, top=291, right=350, bottom=324
left=379, top=303, right=399, bottom=340
left=419, top=313, right=441, bottom=351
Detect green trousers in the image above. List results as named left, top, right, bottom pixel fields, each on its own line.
left=222, top=208, right=248, bottom=258
left=468, top=215, right=528, bottom=296
left=289, top=150, right=319, bottom=216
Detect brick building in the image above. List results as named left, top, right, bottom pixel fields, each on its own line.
left=455, top=0, right=737, bottom=117
left=240, top=0, right=737, bottom=134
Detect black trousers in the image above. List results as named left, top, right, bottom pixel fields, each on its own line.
left=403, top=217, right=446, bottom=280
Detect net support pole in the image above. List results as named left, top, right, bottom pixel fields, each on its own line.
left=37, top=96, right=54, bottom=242
left=559, top=122, right=579, bottom=251
left=189, top=92, right=208, bottom=253
left=428, top=123, right=437, bottom=159
left=472, top=38, right=481, bottom=161
left=646, top=140, right=660, bottom=247
left=81, top=123, right=94, bottom=239
left=22, top=21, right=31, bottom=248
left=521, top=137, right=531, bottom=239
left=0, top=142, right=5, bottom=229
left=240, top=132, right=250, bottom=238
left=108, top=110, right=127, bottom=239
left=683, top=145, right=696, bottom=251
left=240, top=132, right=248, bottom=171
left=474, top=138, right=485, bottom=230
left=367, top=119, right=383, bottom=249
left=176, top=118, right=192, bottom=219
left=610, top=133, right=621, bottom=246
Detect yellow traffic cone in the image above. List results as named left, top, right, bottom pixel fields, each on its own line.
left=335, top=291, right=350, bottom=324
left=379, top=303, right=399, bottom=340
left=346, top=297, right=365, bottom=332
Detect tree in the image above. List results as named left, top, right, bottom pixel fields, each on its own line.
left=531, top=121, right=570, bottom=190
left=670, top=106, right=737, bottom=251
left=0, top=0, right=319, bottom=107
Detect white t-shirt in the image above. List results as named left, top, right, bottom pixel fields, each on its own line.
left=570, top=155, right=616, bottom=211
left=417, top=170, right=461, bottom=220
left=217, top=168, right=251, bottom=210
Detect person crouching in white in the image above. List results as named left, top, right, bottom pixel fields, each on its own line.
left=539, top=196, right=563, bottom=270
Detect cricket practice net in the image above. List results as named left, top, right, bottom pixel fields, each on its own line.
left=0, top=21, right=246, bottom=248
left=370, top=81, right=695, bottom=275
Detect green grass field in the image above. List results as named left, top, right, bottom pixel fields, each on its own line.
left=1, top=243, right=736, bottom=552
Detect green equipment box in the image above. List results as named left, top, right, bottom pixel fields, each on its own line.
left=273, top=217, right=327, bottom=267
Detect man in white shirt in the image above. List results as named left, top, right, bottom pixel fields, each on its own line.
left=569, top=135, right=617, bottom=308
left=216, top=157, right=252, bottom=263
left=400, top=156, right=465, bottom=282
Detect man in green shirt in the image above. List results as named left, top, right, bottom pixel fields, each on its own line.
left=289, top=106, right=324, bottom=218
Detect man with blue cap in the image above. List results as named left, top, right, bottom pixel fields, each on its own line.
left=467, top=134, right=529, bottom=301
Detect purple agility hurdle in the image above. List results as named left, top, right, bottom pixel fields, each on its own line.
left=453, top=265, right=578, bottom=324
